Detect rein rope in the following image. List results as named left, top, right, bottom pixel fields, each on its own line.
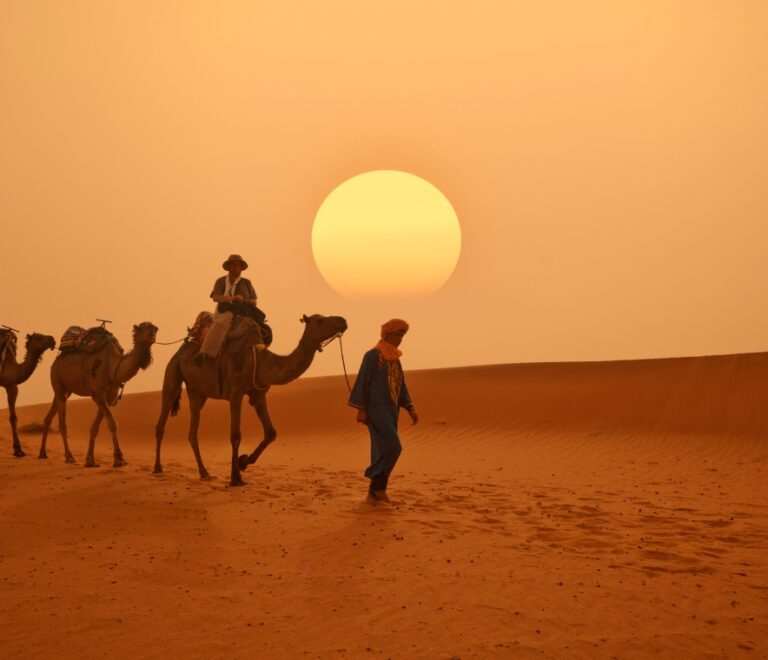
left=316, top=332, right=353, bottom=393
left=154, top=336, right=188, bottom=345
left=111, top=335, right=187, bottom=406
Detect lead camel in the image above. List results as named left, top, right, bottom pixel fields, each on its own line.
left=153, top=313, right=347, bottom=486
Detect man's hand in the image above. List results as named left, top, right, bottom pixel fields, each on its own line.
left=408, top=408, right=419, bottom=425
left=356, top=409, right=369, bottom=425
left=233, top=294, right=244, bottom=302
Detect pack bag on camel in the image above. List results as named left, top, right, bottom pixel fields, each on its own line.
left=217, top=300, right=273, bottom=347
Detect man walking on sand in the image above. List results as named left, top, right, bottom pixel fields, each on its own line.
left=348, top=319, right=419, bottom=502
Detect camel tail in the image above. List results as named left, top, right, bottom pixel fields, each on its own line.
left=170, top=389, right=182, bottom=417
left=159, top=350, right=184, bottom=419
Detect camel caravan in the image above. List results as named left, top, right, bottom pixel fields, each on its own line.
left=2, top=254, right=347, bottom=486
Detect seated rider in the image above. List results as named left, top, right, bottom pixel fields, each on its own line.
left=196, top=253, right=265, bottom=364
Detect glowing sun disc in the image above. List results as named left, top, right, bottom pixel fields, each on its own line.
left=312, top=170, right=461, bottom=299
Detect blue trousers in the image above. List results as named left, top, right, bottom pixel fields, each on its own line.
left=364, top=405, right=402, bottom=488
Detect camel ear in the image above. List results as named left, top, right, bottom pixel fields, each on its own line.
left=301, top=314, right=309, bottom=324
left=133, top=324, right=139, bottom=332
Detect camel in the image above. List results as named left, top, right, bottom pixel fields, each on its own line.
left=0, top=330, right=56, bottom=456
left=153, top=313, right=347, bottom=486
left=39, top=322, right=158, bottom=467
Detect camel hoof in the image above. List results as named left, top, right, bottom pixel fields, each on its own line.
left=13, top=448, right=26, bottom=458
left=200, top=473, right=214, bottom=481
left=38, top=452, right=48, bottom=459
left=238, top=454, right=250, bottom=471
left=229, top=479, right=246, bottom=488
left=113, top=458, right=127, bottom=468
left=84, top=459, right=100, bottom=468
left=65, top=454, right=76, bottom=464
left=153, top=465, right=163, bottom=474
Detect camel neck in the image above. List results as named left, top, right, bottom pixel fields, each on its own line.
left=114, top=342, right=152, bottom=383
left=257, top=333, right=318, bottom=386
left=5, top=347, right=45, bottom=385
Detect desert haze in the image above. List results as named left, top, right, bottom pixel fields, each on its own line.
left=1, top=354, right=766, bottom=658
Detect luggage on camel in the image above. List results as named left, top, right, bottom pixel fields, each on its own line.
left=188, top=312, right=214, bottom=344
left=0, top=327, right=18, bottom=371
left=58, top=326, right=124, bottom=355
left=58, top=326, right=87, bottom=352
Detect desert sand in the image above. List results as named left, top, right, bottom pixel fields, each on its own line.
left=1, top=354, right=767, bottom=658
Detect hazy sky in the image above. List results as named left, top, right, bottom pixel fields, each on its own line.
left=2, top=1, right=767, bottom=407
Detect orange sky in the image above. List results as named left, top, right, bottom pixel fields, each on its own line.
left=2, top=1, right=767, bottom=407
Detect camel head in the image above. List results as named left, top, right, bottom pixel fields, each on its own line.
left=299, top=314, right=348, bottom=351
left=132, top=322, right=159, bottom=345
left=26, top=333, right=56, bottom=356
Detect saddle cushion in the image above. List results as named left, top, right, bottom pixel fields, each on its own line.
left=59, top=326, right=87, bottom=351
left=0, top=329, right=17, bottom=368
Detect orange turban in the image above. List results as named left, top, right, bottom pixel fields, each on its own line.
left=380, top=319, right=409, bottom=338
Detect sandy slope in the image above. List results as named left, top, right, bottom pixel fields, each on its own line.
left=1, top=354, right=767, bottom=658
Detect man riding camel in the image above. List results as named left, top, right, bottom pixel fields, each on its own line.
left=196, top=254, right=265, bottom=364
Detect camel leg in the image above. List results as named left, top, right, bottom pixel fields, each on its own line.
left=154, top=359, right=183, bottom=474
left=229, top=397, right=245, bottom=487
left=187, top=392, right=210, bottom=480
left=55, top=395, right=75, bottom=464
left=100, top=398, right=126, bottom=468
left=6, top=385, right=25, bottom=457
left=85, top=396, right=121, bottom=467
left=239, top=391, right=277, bottom=471
left=84, top=406, right=105, bottom=467
left=154, top=401, right=170, bottom=474
left=39, top=400, right=57, bottom=459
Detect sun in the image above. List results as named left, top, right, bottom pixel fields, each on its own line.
left=311, top=170, right=462, bottom=299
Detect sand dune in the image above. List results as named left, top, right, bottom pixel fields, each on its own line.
left=1, top=354, right=767, bottom=658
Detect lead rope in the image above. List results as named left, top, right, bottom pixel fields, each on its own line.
left=154, top=336, right=187, bottom=345
left=316, top=332, right=353, bottom=393
left=111, top=335, right=188, bottom=405
left=338, top=335, right=353, bottom=393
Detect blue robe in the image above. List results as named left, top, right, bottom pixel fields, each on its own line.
left=349, top=348, right=413, bottom=485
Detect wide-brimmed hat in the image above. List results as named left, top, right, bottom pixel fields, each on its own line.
left=222, top=254, right=248, bottom=270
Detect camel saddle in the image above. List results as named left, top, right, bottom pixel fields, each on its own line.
left=222, top=316, right=269, bottom=354
left=0, top=328, right=18, bottom=370
left=59, top=326, right=124, bottom=355
left=218, top=301, right=273, bottom=347
left=190, top=316, right=266, bottom=397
